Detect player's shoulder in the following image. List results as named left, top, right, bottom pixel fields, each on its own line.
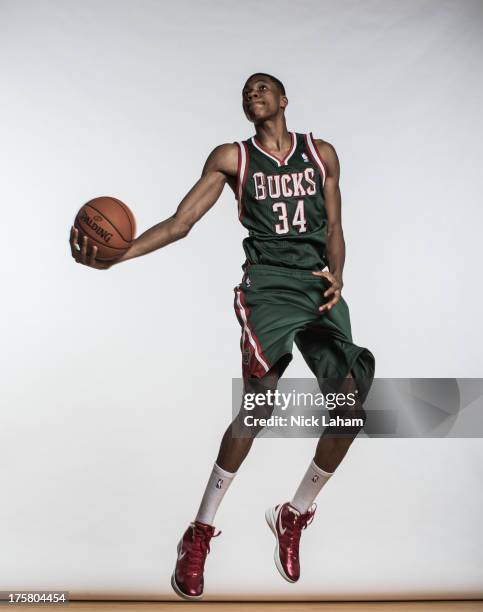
left=312, top=137, right=338, bottom=162
left=210, top=142, right=239, bottom=156
left=312, top=137, right=339, bottom=174
left=204, top=142, right=239, bottom=176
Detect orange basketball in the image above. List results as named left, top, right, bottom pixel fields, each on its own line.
left=74, top=196, right=136, bottom=261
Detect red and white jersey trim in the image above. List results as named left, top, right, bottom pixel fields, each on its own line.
left=251, top=132, right=297, bottom=167
left=235, top=141, right=249, bottom=219
left=304, top=132, right=327, bottom=187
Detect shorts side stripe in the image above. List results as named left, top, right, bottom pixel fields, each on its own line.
left=235, top=288, right=270, bottom=374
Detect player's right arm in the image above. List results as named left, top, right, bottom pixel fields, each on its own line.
left=70, top=143, right=238, bottom=269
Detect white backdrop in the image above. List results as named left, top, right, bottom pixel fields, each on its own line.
left=1, top=0, right=482, bottom=600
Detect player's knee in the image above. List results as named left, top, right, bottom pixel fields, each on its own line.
left=242, top=390, right=276, bottom=421
left=233, top=406, right=272, bottom=440
left=352, top=402, right=367, bottom=430
left=328, top=395, right=366, bottom=436
left=347, top=395, right=367, bottom=433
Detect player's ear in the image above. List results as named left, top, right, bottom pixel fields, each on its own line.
left=280, top=95, right=288, bottom=111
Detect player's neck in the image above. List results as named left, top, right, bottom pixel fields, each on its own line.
left=254, top=117, right=291, bottom=154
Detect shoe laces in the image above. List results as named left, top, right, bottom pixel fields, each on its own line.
left=186, top=523, right=221, bottom=574
left=286, top=503, right=317, bottom=542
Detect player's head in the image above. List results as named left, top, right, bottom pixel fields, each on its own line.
left=242, top=73, right=288, bottom=124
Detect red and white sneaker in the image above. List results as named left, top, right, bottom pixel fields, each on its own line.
left=265, top=502, right=316, bottom=583
left=171, top=520, right=221, bottom=600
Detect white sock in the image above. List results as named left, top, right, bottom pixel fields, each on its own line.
left=194, top=463, right=237, bottom=526
left=290, top=459, right=333, bottom=514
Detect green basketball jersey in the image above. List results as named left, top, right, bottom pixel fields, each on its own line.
left=235, top=131, right=328, bottom=270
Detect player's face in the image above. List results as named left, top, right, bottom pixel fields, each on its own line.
left=242, top=78, right=287, bottom=124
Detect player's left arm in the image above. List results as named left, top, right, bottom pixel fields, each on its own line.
left=311, top=139, right=345, bottom=313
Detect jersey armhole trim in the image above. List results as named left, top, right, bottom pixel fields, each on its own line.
left=235, top=141, right=249, bottom=219
left=305, top=132, right=327, bottom=186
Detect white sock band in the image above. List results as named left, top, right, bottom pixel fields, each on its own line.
left=290, top=459, right=333, bottom=514
left=195, top=463, right=237, bottom=526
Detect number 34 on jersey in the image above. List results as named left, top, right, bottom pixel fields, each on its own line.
left=253, top=167, right=316, bottom=235
left=235, top=132, right=329, bottom=270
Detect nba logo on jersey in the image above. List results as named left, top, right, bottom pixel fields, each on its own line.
left=216, top=478, right=224, bottom=489
left=301, top=152, right=309, bottom=163
left=245, top=276, right=251, bottom=287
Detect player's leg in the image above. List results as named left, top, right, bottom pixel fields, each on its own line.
left=288, top=371, right=364, bottom=515
left=196, top=361, right=282, bottom=525
left=265, top=288, right=376, bottom=584
left=171, top=361, right=283, bottom=601
left=312, top=370, right=366, bottom=473
left=172, top=267, right=304, bottom=599
left=291, top=313, right=375, bottom=514
left=265, top=370, right=369, bottom=584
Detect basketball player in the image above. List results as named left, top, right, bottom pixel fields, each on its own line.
left=70, top=73, right=375, bottom=600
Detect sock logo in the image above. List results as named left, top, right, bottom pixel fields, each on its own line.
left=216, top=478, right=224, bottom=489
left=312, top=475, right=319, bottom=483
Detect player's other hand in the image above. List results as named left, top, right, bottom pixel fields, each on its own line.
left=312, top=269, right=343, bottom=313
left=69, top=226, right=113, bottom=270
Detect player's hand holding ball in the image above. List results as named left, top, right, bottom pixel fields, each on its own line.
left=70, top=196, right=136, bottom=269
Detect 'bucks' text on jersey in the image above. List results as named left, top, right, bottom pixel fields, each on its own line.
left=235, top=132, right=328, bottom=270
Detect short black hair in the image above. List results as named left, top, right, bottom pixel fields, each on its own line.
left=245, top=72, right=286, bottom=96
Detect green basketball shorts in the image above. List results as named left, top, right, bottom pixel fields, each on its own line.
left=233, top=264, right=376, bottom=403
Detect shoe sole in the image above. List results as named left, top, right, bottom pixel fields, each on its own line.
left=265, top=506, right=297, bottom=583
left=170, top=541, right=204, bottom=601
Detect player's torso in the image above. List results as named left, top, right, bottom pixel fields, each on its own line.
left=235, top=132, right=328, bottom=270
